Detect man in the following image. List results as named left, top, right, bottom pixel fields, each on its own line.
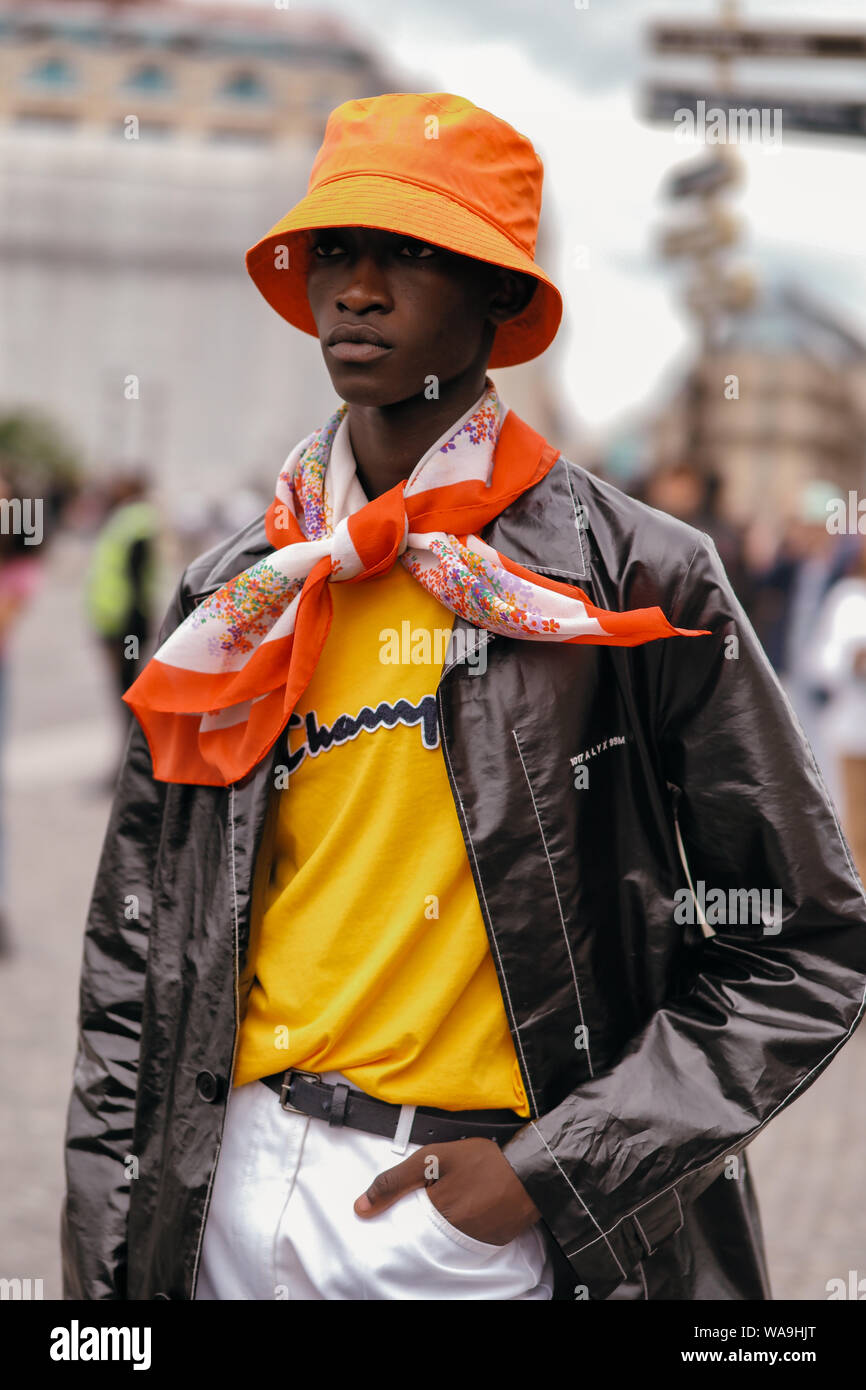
left=61, top=93, right=866, bottom=1301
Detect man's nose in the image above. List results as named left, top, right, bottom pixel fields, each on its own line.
left=335, top=254, right=393, bottom=314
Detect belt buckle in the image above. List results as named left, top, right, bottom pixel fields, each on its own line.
left=279, top=1068, right=321, bottom=1114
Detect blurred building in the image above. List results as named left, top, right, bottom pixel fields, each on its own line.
left=0, top=0, right=403, bottom=510
left=0, top=0, right=570, bottom=519
left=0, top=1, right=391, bottom=140
left=648, top=282, right=866, bottom=529
left=492, top=222, right=576, bottom=462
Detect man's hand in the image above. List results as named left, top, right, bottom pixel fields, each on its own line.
left=353, top=1137, right=542, bottom=1245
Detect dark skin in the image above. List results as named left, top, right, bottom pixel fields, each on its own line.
left=304, top=224, right=543, bottom=1245
left=305, top=225, right=536, bottom=501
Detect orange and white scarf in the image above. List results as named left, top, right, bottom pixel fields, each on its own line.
left=123, top=381, right=707, bottom=785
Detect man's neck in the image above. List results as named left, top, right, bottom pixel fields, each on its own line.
left=346, top=371, right=490, bottom=500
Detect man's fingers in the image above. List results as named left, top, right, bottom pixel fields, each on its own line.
left=354, top=1148, right=431, bottom=1217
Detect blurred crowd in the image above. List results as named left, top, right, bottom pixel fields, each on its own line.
left=0, top=451, right=267, bottom=954
left=633, top=459, right=866, bottom=883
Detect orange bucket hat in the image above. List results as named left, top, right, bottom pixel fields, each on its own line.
left=245, top=92, right=562, bottom=368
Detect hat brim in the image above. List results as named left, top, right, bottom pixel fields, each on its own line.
left=245, top=173, right=562, bottom=368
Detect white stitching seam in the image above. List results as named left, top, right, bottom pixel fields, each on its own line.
left=494, top=456, right=589, bottom=584
left=190, top=783, right=242, bottom=1297
left=564, top=947, right=866, bottom=1259
left=631, top=1184, right=683, bottom=1239
left=437, top=698, right=539, bottom=1118
left=633, top=1184, right=684, bottom=1248
left=561, top=458, right=589, bottom=580
left=525, top=1120, right=627, bottom=1280
left=511, top=727, right=593, bottom=1078
left=632, top=1213, right=652, bottom=1256
left=440, top=627, right=494, bottom=684
left=672, top=806, right=713, bottom=939
left=535, top=566, right=588, bottom=581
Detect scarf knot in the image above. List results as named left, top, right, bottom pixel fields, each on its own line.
left=123, top=380, right=709, bottom=785
left=327, top=479, right=411, bottom=583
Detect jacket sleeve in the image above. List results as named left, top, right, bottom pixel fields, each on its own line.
left=502, top=532, right=866, bottom=1299
left=60, top=576, right=188, bottom=1299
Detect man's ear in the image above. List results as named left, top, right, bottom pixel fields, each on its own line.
left=487, top=269, right=538, bottom=326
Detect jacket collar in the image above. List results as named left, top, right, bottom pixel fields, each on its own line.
left=481, top=450, right=590, bottom=585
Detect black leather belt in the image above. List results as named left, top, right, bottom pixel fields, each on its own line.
left=260, top=1068, right=526, bottom=1147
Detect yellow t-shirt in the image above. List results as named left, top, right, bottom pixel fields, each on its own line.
left=232, top=559, right=529, bottom=1116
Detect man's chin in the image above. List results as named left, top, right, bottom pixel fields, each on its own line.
left=320, top=360, right=430, bottom=410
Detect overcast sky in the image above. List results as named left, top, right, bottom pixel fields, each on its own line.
left=199, top=0, right=866, bottom=446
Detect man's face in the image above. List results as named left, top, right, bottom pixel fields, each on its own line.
left=304, top=226, right=527, bottom=406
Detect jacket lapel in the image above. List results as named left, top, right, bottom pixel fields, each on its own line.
left=480, top=451, right=591, bottom=585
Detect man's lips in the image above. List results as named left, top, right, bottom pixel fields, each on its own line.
left=325, top=324, right=393, bottom=363
left=328, top=340, right=392, bottom=363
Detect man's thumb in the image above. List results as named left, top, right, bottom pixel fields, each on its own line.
left=354, top=1150, right=427, bottom=1217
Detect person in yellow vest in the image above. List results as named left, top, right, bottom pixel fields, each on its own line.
left=0, top=477, right=45, bottom=956
left=85, top=467, right=159, bottom=778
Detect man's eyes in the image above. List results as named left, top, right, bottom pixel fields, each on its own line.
left=311, top=236, right=436, bottom=259
left=399, top=241, right=437, bottom=258
left=310, top=235, right=343, bottom=257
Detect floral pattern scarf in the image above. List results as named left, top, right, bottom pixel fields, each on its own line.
left=123, top=380, right=708, bottom=785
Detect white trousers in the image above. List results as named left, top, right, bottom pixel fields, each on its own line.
left=194, top=1072, right=556, bottom=1301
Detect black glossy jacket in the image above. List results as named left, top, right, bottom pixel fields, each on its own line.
left=61, top=447, right=866, bottom=1301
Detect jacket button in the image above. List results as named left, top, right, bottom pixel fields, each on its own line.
left=195, top=1070, right=223, bottom=1103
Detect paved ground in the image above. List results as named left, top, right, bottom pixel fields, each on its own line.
left=0, top=531, right=864, bottom=1300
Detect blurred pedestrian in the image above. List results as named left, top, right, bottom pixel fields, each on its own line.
left=83, top=466, right=159, bottom=784
left=811, top=533, right=866, bottom=883
left=0, top=472, right=46, bottom=955
left=749, top=480, right=858, bottom=797
left=639, top=460, right=752, bottom=606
